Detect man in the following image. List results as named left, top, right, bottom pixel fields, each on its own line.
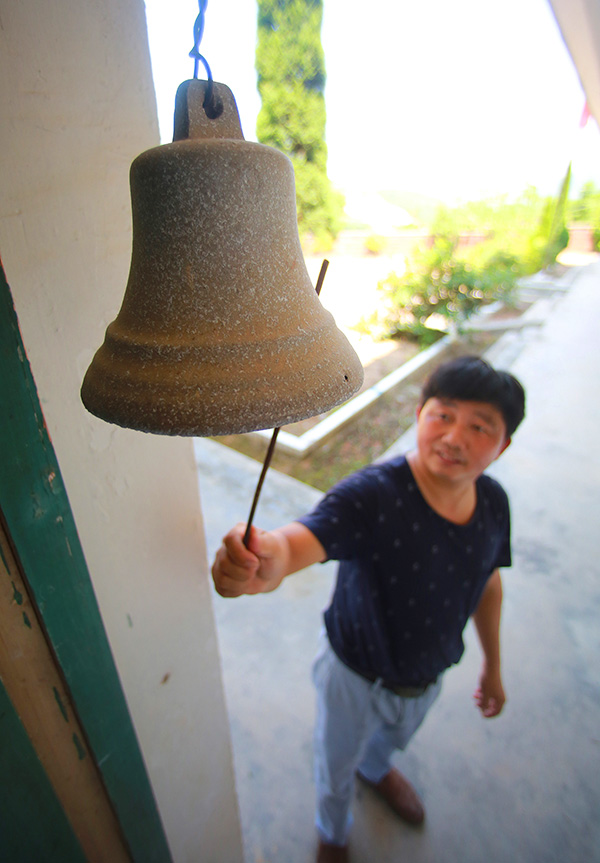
left=212, top=355, right=526, bottom=862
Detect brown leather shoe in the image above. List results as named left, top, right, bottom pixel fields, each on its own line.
left=316, top=838, right=349, bottom=863
left=358, top=767, right=425, bottom=825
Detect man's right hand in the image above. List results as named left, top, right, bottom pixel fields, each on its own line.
left=211, top=521, right=326, bottom=598
left=211, top=523, right=289, bottom=597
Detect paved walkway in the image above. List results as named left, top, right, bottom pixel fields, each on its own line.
left=195, top=260, right=600, bottom=863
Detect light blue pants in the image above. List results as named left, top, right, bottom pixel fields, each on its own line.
left=312, top=635, right=442, bottom=845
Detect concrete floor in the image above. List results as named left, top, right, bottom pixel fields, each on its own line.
left=195, top=261, right=600, bottom=863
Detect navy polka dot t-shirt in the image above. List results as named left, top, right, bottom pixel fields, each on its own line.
left=298, top=456, right=511, bottom=687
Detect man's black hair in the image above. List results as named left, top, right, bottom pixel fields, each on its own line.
left=420, top=355, right=525, bottom=437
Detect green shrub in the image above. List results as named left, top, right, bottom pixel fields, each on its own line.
left=377, top=234, right=520, bottom=343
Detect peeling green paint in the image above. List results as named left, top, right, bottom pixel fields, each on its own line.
left=22, top=611, right=32, bottom=628
left=0, top=543, right=10, bottom=574
left=2, top=263, right=171, bottom=861
left=53, top=687, right=69, bottom=722
left=72, top=733, right=86, bottom=760
left=32, top=496, right=45, bottom=520
left=11, top=581, right=23, bottom=605
left=0, top=681, right=88, bottom=861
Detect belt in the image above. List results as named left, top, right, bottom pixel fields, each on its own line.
left=360, top=670, right=434, bottom=698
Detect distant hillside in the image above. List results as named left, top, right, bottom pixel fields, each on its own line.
left=378, top=190, right=443, bottom=227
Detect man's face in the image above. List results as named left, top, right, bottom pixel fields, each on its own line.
left=415, top=397, right=510, bottom=484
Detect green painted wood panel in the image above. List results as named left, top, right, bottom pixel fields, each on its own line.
left=0, top=260, right=171, bottom=863
left=0, top=679, right=87, bottom=863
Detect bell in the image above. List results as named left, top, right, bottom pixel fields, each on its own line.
left=81, top=79, right=364, bottom=436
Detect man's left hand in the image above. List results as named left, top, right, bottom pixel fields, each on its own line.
left=474, top=666, right=506, bottom=718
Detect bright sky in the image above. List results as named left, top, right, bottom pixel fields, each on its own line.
left=144, top=0, right=600, bottom=205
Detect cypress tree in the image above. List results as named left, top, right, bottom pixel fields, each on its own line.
left=256, top=0, right=343, bottom=244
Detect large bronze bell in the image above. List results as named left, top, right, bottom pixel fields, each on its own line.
left=81, top=80, right=363, bottom=436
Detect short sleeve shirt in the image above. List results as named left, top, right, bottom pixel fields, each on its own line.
left=298, top=456, right=511, bottom=687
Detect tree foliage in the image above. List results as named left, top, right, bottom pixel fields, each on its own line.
left=428, top=170, right=571, bottom=275
left=526, top=162, right=571, bottom=271
left=376, top=173, right=575, bottom=345
left=567, top=180, right=600, bottom=249
left=256, top=0, right=343, bottom=243
left=568, top=179, right=600, bottom=223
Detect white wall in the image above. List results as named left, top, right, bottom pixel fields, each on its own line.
left=0, top=1, right=242, bottom=860
left=548, top=0, right=600, bottom=122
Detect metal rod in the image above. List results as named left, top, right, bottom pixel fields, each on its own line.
left=242, top=259, right=330, bottom=548
left=242, top=428, right=280, bottom=548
